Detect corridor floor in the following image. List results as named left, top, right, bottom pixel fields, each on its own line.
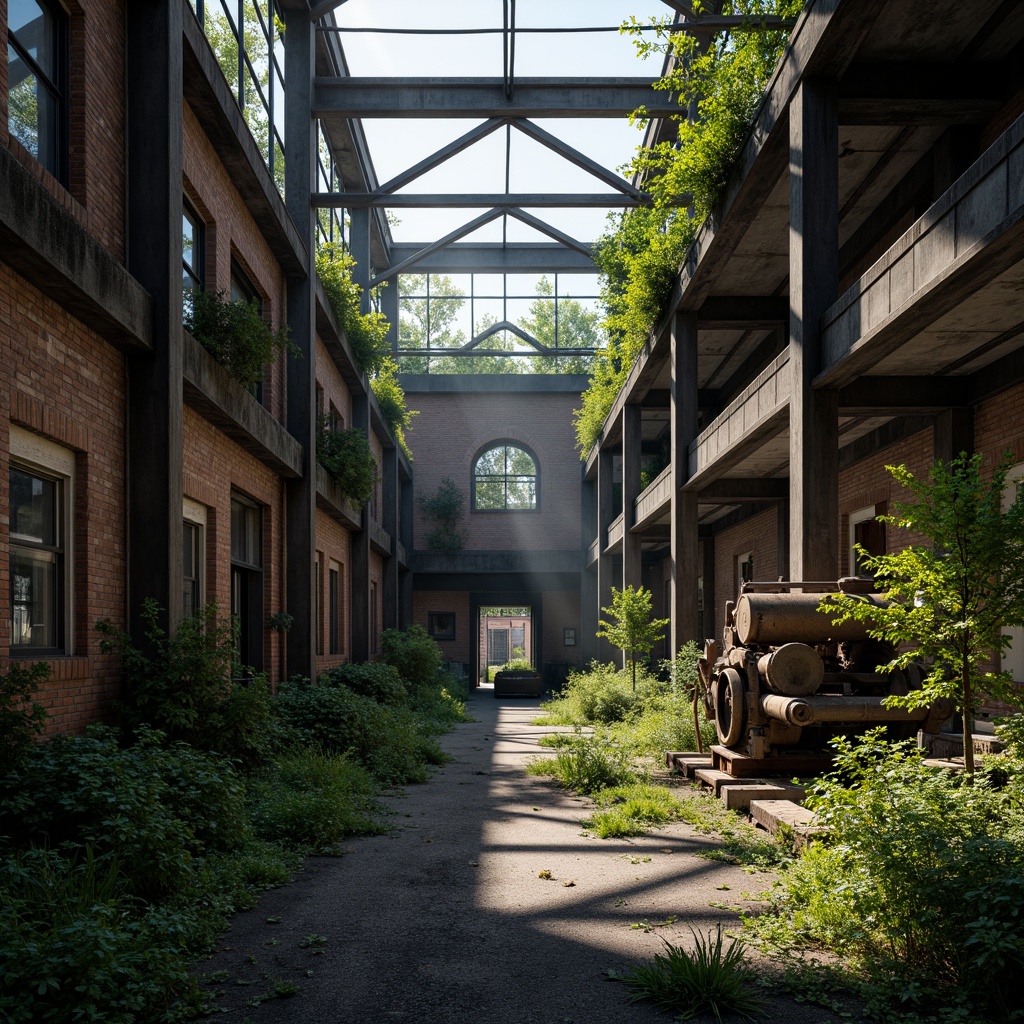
left=197, top=691, right=844, bottom=1023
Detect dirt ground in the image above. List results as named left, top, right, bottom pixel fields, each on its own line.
left=196, top=690, right=846, bottom=1023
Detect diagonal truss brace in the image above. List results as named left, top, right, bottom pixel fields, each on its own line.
left=369, top=207, right=590, bottom=286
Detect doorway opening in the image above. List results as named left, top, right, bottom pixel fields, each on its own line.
left=478, top=605, right=533, bottom=684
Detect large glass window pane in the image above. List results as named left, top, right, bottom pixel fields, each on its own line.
left=474, top=444, right=537, bottom=510
left=10, top=467, right=57, bottom=545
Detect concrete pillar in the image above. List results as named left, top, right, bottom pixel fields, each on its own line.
left=671, top=311, right=699, bottom=654
left=283, top=7, right=317, bottom=680
left=125, top=1, right=184, bottom=640
left=349, top=207, right=372, bottom=315
left=579, top=476, right=599, bottom=664
left=933, top=408, right=974, bottom=463
left=381, top=446, right=399, bottom=630
left=380, top=274, right=400, bottom=354
left=597, top=445, right=617, bottom=662
left=350, top=393, right=371, bottom=660
left=789, top=78, right=840, bottom=582
left=400, top=474, right=414, bottom=626
left=622, top=403, right=643, bottom=590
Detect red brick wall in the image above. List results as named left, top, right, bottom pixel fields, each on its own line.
left=541, top=590, right=582, bottom=669
left=1, top=0, right=126, bottom=259
left=314, top=335, right=354, bottom=429
left=713, top=507, right=780, bottom=641
left=1, top=265, right=126, bottom=731
left=412, top=590, right=470, bottom=667
left=410, top=390, right=582, bottom=552
left=182, top=101, right=289, bottom=425
left=182, top=405, right=287, bottom=684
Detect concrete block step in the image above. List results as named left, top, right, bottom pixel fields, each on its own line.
left=749, top=799, right=820, bottom=844
left=666, top=752, right=713, bottom=778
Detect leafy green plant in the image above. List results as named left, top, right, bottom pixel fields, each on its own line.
left=267, top=611, right=294, bottom=633
left=820, top=452, right=1024, bottom=775
left=0, top=662, right=49, bottom=775
left=418, top=476, right=468, bottom=551
left=321, top=660, right=407, bottom=706
left=96, top=600, right=276, bottom=768
left=315, top=241, right=390, bottom=375
left=316, top=419, right=379, bottom=506
left=613, top=927, right=765, bottom=1022
left=597, top=585, right=670, bottom=691
left=381, top=623, right=443, bottom=687
left=526, top=730, right=636, bottom=795
left=184, top=288, right=297, bottom=390
left=749, top=730, right=1024, bottom=1020
left=370, top=356, right=415, bottom=461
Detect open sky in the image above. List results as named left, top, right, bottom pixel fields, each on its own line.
left=329, top=1, right=678, bottom=248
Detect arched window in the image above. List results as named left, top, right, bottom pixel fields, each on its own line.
left=473, top=442, right=538, bottom=510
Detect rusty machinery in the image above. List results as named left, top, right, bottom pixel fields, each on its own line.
left=696, top=579, right=953, bottom=773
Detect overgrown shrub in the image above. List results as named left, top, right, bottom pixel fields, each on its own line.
left=97, top=600, right=276, bottom=768
left=527, top=730, right=636, bottom=795
left=0, top=661, right=49, bottom=775
left=370, top=356, right=416, bottom=460
left=321, top=661, right=407, bottom=705
left=418, top=477, right=468, bottom=551
left=184, top=288, right=297, bottom=390
left=0, top=847, right=201, bottom=1024
left=273, top=678, right=445, bottom=785
left=0, top=725, right=247, bottom=901
left=381, top=623, right=442, bottom=687
left=749, top=731, right=1024, bottom=1021
left=316, top=420, right=379, bottom=506
left=247, top=749, right=385, bottom=851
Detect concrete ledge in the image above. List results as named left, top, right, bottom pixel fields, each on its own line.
left=666, top=752, right=714, bottom=778
left=315, top=463, right=363, bottom=530
left=370, top=518, right=392, bottom=555
left=0, top=145, right=152, bottom=351
left=182, top=332, right=303, bottom=478
left=634, top=464, right=672, bottom=531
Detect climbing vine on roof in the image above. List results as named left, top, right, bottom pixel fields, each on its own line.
left=575, top=0, right=803, bottom=458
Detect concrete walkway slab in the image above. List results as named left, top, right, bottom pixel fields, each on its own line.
left=196, top=691, right=845, bottom=1023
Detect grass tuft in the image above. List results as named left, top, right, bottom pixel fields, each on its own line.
left=614, top=927, right=765, bottom=1023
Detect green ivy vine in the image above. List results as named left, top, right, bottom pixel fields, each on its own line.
left=575, top=0, right=802, bottom=457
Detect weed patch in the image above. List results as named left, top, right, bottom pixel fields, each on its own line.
left=585, top=783, right=683, bottom=838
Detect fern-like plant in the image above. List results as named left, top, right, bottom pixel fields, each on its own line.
left=184, top=289, right=297, bottom=390
left=316, top=419, right=379, bottom=507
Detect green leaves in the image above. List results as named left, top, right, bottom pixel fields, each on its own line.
left=316, top=420, right=379, bottom=507
left=597, top=585, right=671, bottom=691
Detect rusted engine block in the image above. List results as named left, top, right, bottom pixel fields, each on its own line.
left=698, top=580, right=952, bottom=765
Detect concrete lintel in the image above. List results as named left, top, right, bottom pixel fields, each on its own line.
left=0, top=146, right=152, bottom=351
left=411, top=549, right=584, bottom=575
left=182, top=333, right=303, bottom=478
left=398, top=374, right=589, bottom=394
left=698, top=478, right=788, bottom=503
left=697, top=295, right=790, bottom=329
left=838, top=376, right=968, bottom=412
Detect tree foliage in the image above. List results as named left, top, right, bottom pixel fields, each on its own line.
left=820, top=453, right=1024, bottom=775
left=370, top=356, right=416, bottom=461
left=597, top=585, right=671, bottom=692
left=575, top=0, right=802, bottom=456
left=418, top=477, right=468, bottom=552
left=316, top=420, right=379, bottom=507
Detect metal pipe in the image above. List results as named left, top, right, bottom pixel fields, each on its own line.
left=760, top=693, right=930, bottom=726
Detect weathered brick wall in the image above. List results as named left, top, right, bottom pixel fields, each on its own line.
left=713, top=507, right=780, bottom=641
left=412, top=591, right=470, bottom=667
left=541, top=590, right=582, bottom=670
left=182, top=405, right=287, bottom=684
left=182, top=101, right=289, bottom=425
left=0, top=0, right=126, bottom=259
left=315, top=335, right=354, bottom=428
left=409, top=390, right=582, bottom=552
left=0, top=265, right=126, bottom=731
left=314, top=509, right=351, bottom=675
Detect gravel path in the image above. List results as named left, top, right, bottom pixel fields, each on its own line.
left=197, top=690, right=844, bottom=1023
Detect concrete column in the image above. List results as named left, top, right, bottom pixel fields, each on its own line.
left=776, top=496, right=790, bottom=583
left=400, top=474, right=414, bottom=627
left=380, top=275, right=400, bottom=354
left=381, top=446, right=399, bottom=630
left=933, top=408, right=974, bottom=463
left=579, top=476, right=598, bottom=663
left=350, top=393, right=371, bottom=660
left=597, top=444, right=617, bottom=662
left=671, top=311, right=699, bottom=654
left=789, top=78, right=840, bottom=582
left=701, top=534, right=716, bottom=644
left=283, top=7, right=317, bottom=680
left=349, top=207, right=372, bottom=315
left=622, top=403, right=643, bottom=590
left=125, top=1, right=184, bottom=640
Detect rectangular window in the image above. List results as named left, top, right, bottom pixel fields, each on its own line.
left=9, top=427, right=74, bottom=654
left=230, top=495, right=263, bottom=671
left=329, top=563, right=340, bottom=655
left=230, top=259, right=264, bottom=402
left=428, top=612, right=455, bottom=642
left=182, top=201, right=205, bottom=300
left=736, top=551, right=754, bottom=595
left=849, top=504, right=886, bottom=578
left=182, top=497, right=207, bottom=619
left=6, top=0, right=66, bottom=182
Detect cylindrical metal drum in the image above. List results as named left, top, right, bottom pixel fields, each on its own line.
left=735, top=592, right=886, bottom=645
left=757, top=643, right=824, bottom=696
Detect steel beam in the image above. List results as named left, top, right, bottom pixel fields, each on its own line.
left=385, top=243, right=596, bottom=274
left=313, top=77, right=681, bottom=118
left=318, top=192, right=651, bottom=208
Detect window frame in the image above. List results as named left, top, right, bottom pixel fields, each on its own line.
left=230, top=493, right=263, bottom=672
left=471, top=440, right=540, bottom=512
left=9, top=426, right=74, bottom=656
left=6, top=0, right=68, bottom=183
left=182, top=200, right=205, bottom=298
left=428, top=611, right=455, bottom=642
left=183, top=498, right=207, bottom=619
left=328, top=561, right=341, bottom=655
